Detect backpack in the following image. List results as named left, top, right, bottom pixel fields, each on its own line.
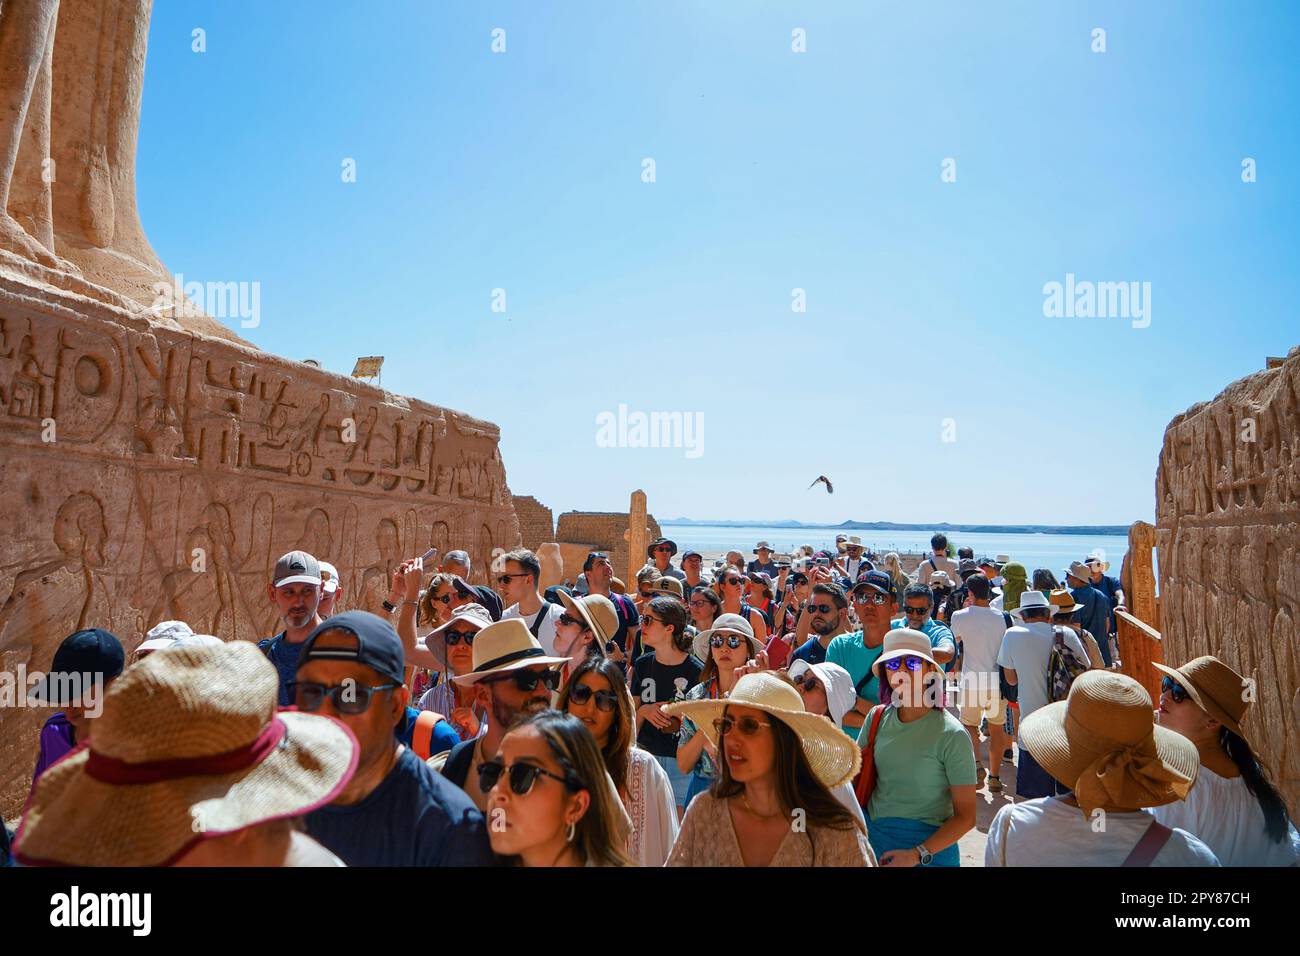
left=1047, top=625, right=1090, bottom=703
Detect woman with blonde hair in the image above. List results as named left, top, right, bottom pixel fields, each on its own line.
left=883, top=553, right=909, bottom=604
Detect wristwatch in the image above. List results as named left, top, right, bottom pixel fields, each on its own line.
left=915, top=843, right=933, bottom=866
left=381, top=599, right=397, bottom=613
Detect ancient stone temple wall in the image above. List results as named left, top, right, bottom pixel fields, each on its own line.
left=1155, top=346, right=1300, bottom=819
left=0, top=282, right=520, bottom=816
left=555, top=510, right=662, bottom=583
left=512, top=495, right=555, bottom=551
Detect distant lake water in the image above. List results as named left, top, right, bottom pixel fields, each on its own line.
left=659, top=524, right=1130, bottom=578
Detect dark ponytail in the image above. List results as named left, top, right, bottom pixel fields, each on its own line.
left=1221, top=728, right=1292, bottom=844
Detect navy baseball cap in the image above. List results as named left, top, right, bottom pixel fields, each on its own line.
left=680, top=549, right=703, bottom=562
left=28, top=628, right=125, bottom=706
left=852, top=570, right=898, bottom=602
left=298, top=611, right=404, bottom=685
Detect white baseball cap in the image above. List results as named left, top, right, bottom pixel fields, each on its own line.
left=319, top=561, right=340, bottom=594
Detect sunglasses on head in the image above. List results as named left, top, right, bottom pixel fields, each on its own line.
left=884, top=655, right=927, bottom=672
left=483, top=668, right=561, bottom=693
left=289, top=680, right=400, bottom=715
left=805, top=602, right=834, bottom=615
left=568, top=683, right=619, bottom=712
left=853, top=590, right=887, bottom=606
left=1161, top=676, right=1189, bottom=704
left=713, top=715, right=771, bottom=737
left=443, top=628, right=477, bottom=646
left=477, top=759, right=578, bottom=796
left=710, top=634, right=748, bottom=649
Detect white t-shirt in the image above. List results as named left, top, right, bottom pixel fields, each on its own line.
left=986, top=796, right=1220, bottom=867
left=913, top=554, right=959, bottom=584
left=1151, top=767, right=1300, bottom=867
left=996, top=622, right=1089, bottom=722
left=503, top=601, right=564, bottom=657
left=950, top=605, right=1007, bottom=678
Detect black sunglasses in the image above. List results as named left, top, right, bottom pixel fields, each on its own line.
left=1161, top=676, right=1189, bottom=704
left=709, top=634, right=747, bottom=649
left=558, top=612, right=586, bottom=628
left=568, top=683, right=619, bottom=712
left=289, top=680, right=400, bottom=715
left=432, top=593, right=454, bottom=604
left=805, top=602, right=834, bottom=615
left=496, top=573, right=530, bottom=585
left=477, top=759, right=578, bottom=796
left=795, top=674, right=822, bottom=693
left=443, top=628, right=477, bottom=646
left=903, top=605, right=930, bottom=615
left=483, top=668, right=561, bottom=693
left=639, top=613, right=661, bottom=626
left=721, top=577, right=743, bottom=587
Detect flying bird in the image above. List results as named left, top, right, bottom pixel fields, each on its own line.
left=808, top=475, right=834, bottom=494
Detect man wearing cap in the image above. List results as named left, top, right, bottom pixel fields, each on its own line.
left=258, top=550, right=325, bottom=706
left=996, top=591, right=1090, bottom=799
left=747, top=541, right=779, bottom=578
left=133, top=619, right=195, bottom=661
left=1065, top=561, right=1114, bottom=667
left=645, top=537, right=686, bottom=582
left=1085, top=550, right=1124, bottom=652
left=294, top=610, right=494, bottom=865
left=442, top=549, right=503, bottom=621
left=317, top=560, right=344, bottom=617
left=890, top=583, right=957, bottom=670
left=498, top=548, right=565, bottom=657
left=27, top=628, right=125, bottom=792
left=582, top=551, right=639, bottom=659
left=438, top=618, right=570, bottom=811
left=826, top=571, right=899, bottom=737
left=679, top=549, right=706, bottom=600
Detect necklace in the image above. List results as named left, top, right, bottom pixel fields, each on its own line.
left=741, top=793, right=783, bottom=820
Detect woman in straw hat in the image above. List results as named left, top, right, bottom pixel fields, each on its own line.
left=986, top=670, right=1220, bottom=866
left=555, top=591, right=617, bottom=678
left=483, top=709, right=634, bottom=867
left=676, top=613, right=763, bottom=809
left=414, top=603, right=494, bottom=742
left=861, top=628, right=977, bottom=866
left=664, top=672, right=875, bottom=867
left=559, top=656, right=679, bottom=866
left=1152, top=656, right=1298, bottom=866
left=14, top=642, right=359, bottom=867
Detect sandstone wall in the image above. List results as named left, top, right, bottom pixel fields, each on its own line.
left=512, top=495, right=554, bottom=551
left=555, top=510, right=662, bottom=585
left=0, top=280, right=520, bottom=817
left=1155, top=346, right=1299, bottom=819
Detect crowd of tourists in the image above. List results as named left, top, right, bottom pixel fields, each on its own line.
left=4, top=533, right=1296, bottom=868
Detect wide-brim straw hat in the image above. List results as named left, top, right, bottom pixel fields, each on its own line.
left=1048, top=588, right=1085, bottom=615
left=1152, top=656, right=1252, bottom=744
left=871, top=627, right=941, bottom=679
left=14, top=642, right=358, bottom=867
left=1019, top=670, right=1199, bottom=815
left=692, top=613, right=763, bottom=662
left=424, top=602, right=494, bottom=670
left=453, top=618, right=570, bottom=686
left=558, top=591, right=617, bottom=646
left=663, top=672, right=860, bottom=790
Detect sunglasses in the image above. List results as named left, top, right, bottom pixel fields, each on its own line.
left=805, top=602, right=834, bottom=615
left=722, top=578, right=743, bottom=587
left=1161, top=676, right=1189, bottom=704
left=568, top=683, right=619, bottom=712
left=795, top=674, right=822, bottom=693
left=557, top=612, right=586, bottom=628
left=903, top=605, right=930, bottom=615
left=883, top=655, right=926, bottom=672
left=483, top=668, right=561, bottom=693
left=639, top=613, right=661, bottom=626
left=710, top=634, right=748, bottom=649
left=496, top=573, right=530, bottom=585
left=290, top=681, right=400, bottom=715
left=477, top=759, right=577, bottom=796
left=713, top=715, right=772, bottom=737
left=443, top=628, right=477, bottom=646
left=432, top=593, right=454, bottom=605
left=853, top=591, right=888, bottom=606
left=654, top=546, right=673, bottom=553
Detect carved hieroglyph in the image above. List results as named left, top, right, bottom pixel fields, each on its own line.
left=1155, top=345, right=1300, bottom=820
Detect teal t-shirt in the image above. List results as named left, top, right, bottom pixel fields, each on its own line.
left=825, top=631, right=886, bottom=735
left=862, top=707, right=977, bottom=826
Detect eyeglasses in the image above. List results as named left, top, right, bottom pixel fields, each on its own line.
left=1161, top=676, right=1189, bottom=704
left=289, top=681, right=400, bottom=715
left=710, top=634, right=748, bottom=649
left=483, top=668, right=561, bottom=693
left=713, top=715, right=772, bottom=737
left=568, top=683, right=619, bottom=712
left=903, top=605, right=930, bottom=616
left=477, top=759, right=577, bottom=796
left=443, top=628, right=477, bottom=646
left=883, top=655, right=926, bottom=672
left=805, top=602, right=834, bottom=615
left=688, top=599, right=711, bottom=608
left=853, top=591, right=887, bottom=606
left=639, top=614, right=661, bottom=626
left=496, top=573, right=530, bottom=586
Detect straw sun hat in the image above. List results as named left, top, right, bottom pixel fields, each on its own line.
left=1152, top=656, right=1253, bottom=745
left=1019, top=670, right=1198, bottom=816
left=663, top=671, right=860, bottom=790
left=15, top=642, right=359, bottom=867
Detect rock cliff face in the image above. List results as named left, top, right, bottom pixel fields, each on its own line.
left=1155, top=346, right=1300, bottom=819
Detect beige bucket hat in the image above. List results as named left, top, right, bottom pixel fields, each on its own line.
left=14, top=642, right=359, bottom=867
left=1152, top=655, right=1253, bottom=745
left=691, top=612, right=762, bottom=662
left=664, top=671, right=860, bottom=790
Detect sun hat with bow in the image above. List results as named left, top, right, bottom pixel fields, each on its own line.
left=14, top=641, right=359, bottom=867
left=663, top=671, right=860, bottom=790
left=691, top=612, right=762, bottom=662
left=870, top=627, right=941, bottom=679
left=1152, top=656, right=1253, bottom=745
left=452, top=617, right=570, bottom=686
left=424, top=602, right=494, bottom=670
left=1019, top=670, right=1199, bottom=815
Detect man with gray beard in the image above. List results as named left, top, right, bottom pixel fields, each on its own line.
left=257, top=551, right=325, bottom=705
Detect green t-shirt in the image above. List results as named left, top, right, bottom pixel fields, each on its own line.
left=825, top=630, right=886, bottom=736
left=862, top=707, right=976, bottom=826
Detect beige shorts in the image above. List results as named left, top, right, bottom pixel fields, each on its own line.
left=958, top=685, right=1006, bottom=727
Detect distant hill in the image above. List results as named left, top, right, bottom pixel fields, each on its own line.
left=662, top=518, right=1130, bottom=536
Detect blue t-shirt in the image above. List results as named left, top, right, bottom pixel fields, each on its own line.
left=1070, top=584, right=1114, bottom=664
left=257, top=632, right=305, bottom=706
left=890, top=616, right=957, bottom=670
left=396, top=706, right=461, bottom=756
left=306, top=747, right=495, bottom=866
left=825, top=631, right=887, bottom=735
left=789, top=637, right=828, bottom=667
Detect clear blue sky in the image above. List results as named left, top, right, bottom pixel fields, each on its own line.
left=137, top=2, right=1299, bottom=527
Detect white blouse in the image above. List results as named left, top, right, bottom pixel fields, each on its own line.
left=625, top=747, right=680, bottom=867
left=1151, top=767, right=1299, bottom=867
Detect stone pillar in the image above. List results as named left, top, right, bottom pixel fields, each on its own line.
left=623, top=489, right=650, bottom=586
